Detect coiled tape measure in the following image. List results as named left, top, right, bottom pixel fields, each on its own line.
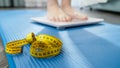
left=5, top=33, right=62, bottom=58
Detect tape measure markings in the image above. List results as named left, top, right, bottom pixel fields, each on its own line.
left=5, top=32, right=62, bottom=58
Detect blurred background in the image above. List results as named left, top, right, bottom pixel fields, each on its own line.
left=0, top=0, right=120, bottom=14
left=0, top=0, right=47, bottom=8
left=0, top=0, right=120, bottom=23
left=0, top=0, right=120, bottom=68
left=0, top=0, right=110, bottom=8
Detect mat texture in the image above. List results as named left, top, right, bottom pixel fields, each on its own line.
left=0, top=9, right=120, bottom=68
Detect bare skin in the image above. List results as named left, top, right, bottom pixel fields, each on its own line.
left=47, top=0, right=88, bottom=22
left=47, top=0, right=72, bottom=22
left=62, top=0, right=88, bottom=20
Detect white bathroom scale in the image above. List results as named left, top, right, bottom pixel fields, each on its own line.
left=31, top=16, right=104, bottom=29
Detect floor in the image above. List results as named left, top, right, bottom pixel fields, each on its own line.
left=0, top=8, right=120, bottom=68
left=80, top=8, right=120, bottom=25
left=0, top=39, right=8, bottom=68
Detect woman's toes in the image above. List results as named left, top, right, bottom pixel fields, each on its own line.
left=83, top=15, right=88, bottom=19
left=75, top=13, right=88, bottom=20
left=66, top=16, right=72, bottom=22
left=80, top=15, right=88, bottom=20
left=59, top=15, right=72, bottom=22
left=58, top=15, right=66, bottom=22
left=48, top=17, right=54, bottom=21
left=61, top=17, right=67, bottom=22
left=54, top=16, right=59, bottom=22
left=51, top=16, right=57, bottom=21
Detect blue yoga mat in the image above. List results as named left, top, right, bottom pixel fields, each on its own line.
left=0, top=9, right=120, bottom=68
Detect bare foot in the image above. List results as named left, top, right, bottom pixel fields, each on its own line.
left=47, top=6, right=72, bottom=22
left=62, top=6, right=88, bottom=20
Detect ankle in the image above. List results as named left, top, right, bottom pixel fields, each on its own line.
left=47, top=4, right=59, bottom=11
left=61, top=4, right=72, bottom=9
left=62, top=5, right=71, bottom=9
left=47, top=0, right=60, bottom=10
left=61, top=0, right=71, bottom=9
left=62, top=6, right=74, bottom=12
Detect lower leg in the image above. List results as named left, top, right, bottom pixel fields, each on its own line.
left=47, top=0, right=72, bottom=22
left=47, top=0, right=59, bottom=11
left=62, top=0, right=71, bottom=7
left=62, top=0, right=88, bottom=20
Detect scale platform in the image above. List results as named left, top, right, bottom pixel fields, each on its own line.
left=31, top=17, right=104, bottom=29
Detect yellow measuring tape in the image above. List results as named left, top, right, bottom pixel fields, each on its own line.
left=5, top=33, right=62, bottom=58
